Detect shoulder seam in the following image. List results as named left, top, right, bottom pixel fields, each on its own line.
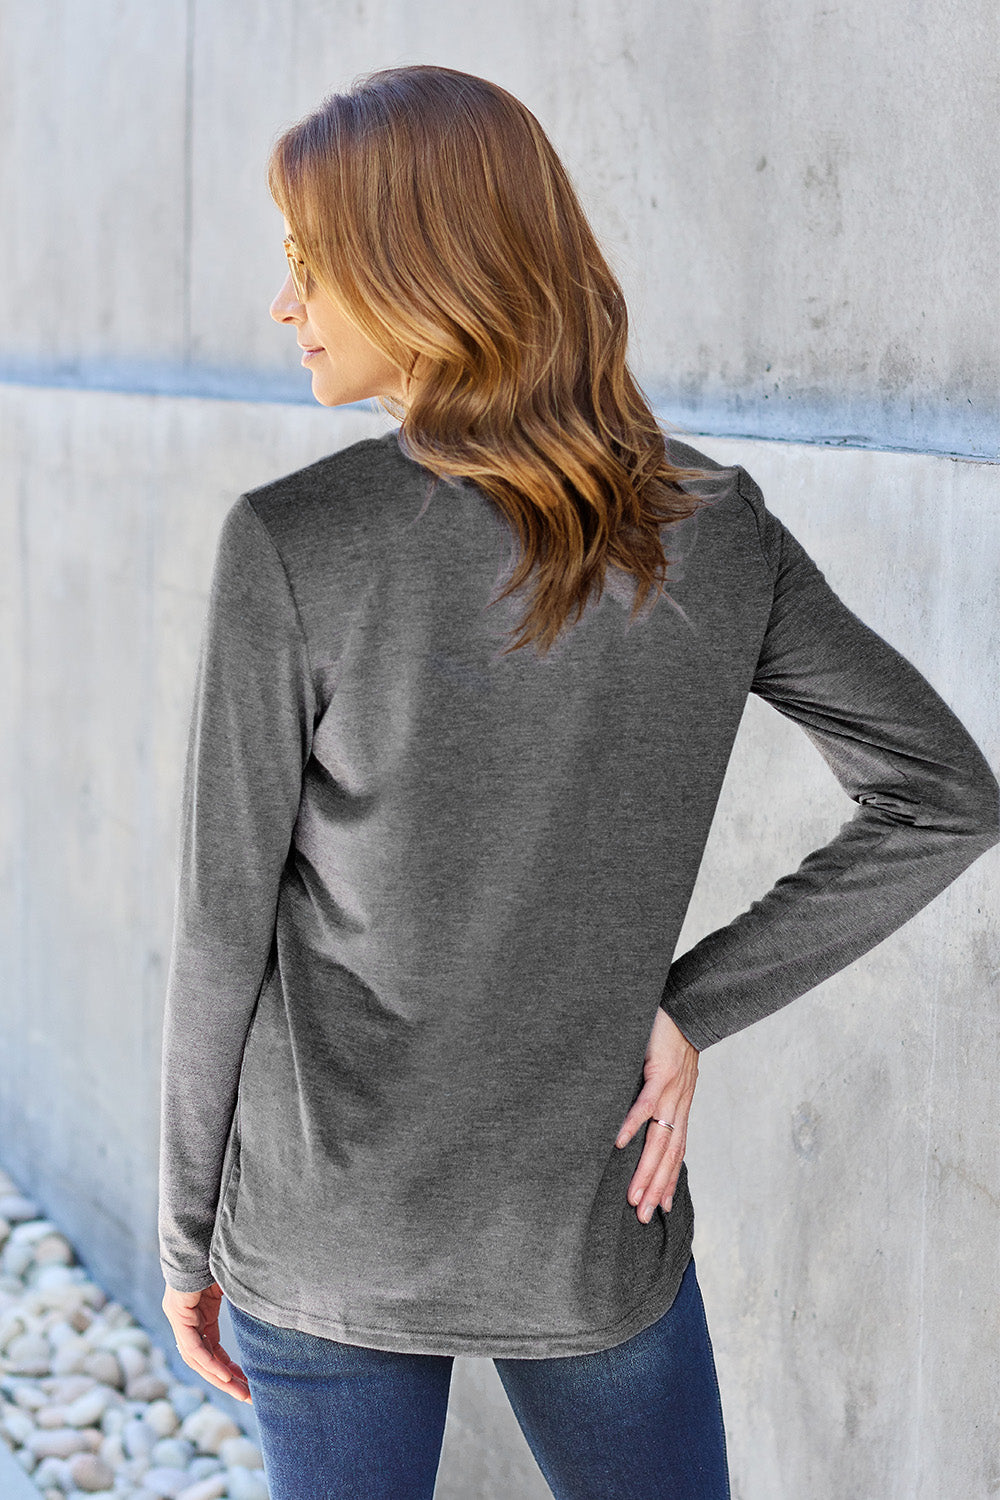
left=241, top=433, right=397, bottom=505
left=664, top=434, right=729, bottom=472
left=735, top=466, right=778, bottom=582
left=237, top=493, right=319, bottom=704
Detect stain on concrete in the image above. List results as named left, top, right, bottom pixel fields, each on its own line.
left=792, top=1101, right=821, bottom=1159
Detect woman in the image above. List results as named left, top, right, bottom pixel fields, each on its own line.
left=157, top=65, right=999, bottom=1500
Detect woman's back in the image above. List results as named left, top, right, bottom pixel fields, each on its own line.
left=157, top=425, right=998, bottom=1357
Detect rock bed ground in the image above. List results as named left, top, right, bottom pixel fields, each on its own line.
left=0, top=1167, right=269, bottom=1500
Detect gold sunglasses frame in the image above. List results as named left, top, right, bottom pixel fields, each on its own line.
left=283, top=236, right=311, bottom=302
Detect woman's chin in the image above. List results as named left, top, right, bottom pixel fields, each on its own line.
left=308, top=377, right=341, bottom=408
left=310, top=378, right=383, bottom=410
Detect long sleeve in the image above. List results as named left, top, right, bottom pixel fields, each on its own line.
left=660, top=470, right=1000, bottom=1051
left=157, top=495, right=317, bottom=1292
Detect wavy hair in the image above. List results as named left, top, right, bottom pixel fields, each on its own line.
left=267, top=64, right=718, bottom=658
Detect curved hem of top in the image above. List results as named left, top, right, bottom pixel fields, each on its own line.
left=210, top=1239, right=695, bottom=1360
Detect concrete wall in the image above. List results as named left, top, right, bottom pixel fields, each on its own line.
left=2, top=4, right=998, bottom=1497
left=2, top=1, right=997, bottom=454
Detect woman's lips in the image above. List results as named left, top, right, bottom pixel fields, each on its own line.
left=301, top=346, right=324, bottom=364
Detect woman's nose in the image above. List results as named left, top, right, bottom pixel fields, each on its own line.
left=270, top=273, right=303, bottom=324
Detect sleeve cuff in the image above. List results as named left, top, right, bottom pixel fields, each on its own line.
left=161, top=1264, right=216, bottom=1294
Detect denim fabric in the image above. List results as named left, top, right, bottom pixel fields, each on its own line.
left=227, top=1253, right=730, bottom=1500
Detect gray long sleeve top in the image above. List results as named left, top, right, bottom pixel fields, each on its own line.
left=157, top=428, right=999, bottom=1357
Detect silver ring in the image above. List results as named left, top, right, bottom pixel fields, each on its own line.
left=653, top=1118, right=675, bottom=1130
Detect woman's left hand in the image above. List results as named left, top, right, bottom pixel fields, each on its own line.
left=614, top=1005, right=700, bottom=1221
left=162, top=1281, right=253, bottom=1403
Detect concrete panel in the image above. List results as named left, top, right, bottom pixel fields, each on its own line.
left=136, top=0, right=1000, bottom=454
left=2, top=384, right=998, bottom=1494
left=667, top=434, right=1000, bottom=1500
left=2, top=2, right=998, bottom=453
left=0, top=0, right=189, bottom=364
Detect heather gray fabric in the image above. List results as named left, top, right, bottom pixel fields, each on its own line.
left=157, top=429, right=999, bottom=1356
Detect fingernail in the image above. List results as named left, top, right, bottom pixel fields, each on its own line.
left=640, top=1204, right=653, bottom=1222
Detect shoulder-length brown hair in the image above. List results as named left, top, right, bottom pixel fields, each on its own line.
left=267, top=64, right=717, bottom=658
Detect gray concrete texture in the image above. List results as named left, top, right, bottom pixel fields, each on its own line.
left=1, top=4, right=998, bottom=1497
left=0, top=2, right=997, bottom=453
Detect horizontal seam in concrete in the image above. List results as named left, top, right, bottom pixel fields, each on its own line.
left=0, top=370, right=995, bottom=464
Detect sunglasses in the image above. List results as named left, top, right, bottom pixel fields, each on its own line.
left=282, top=235, right=312, bottom=302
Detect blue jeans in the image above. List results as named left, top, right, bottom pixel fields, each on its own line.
left=227, top=1253, right=730, bottom=1499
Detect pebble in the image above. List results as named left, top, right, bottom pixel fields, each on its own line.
left=65, top=1384, right=114, bottom=1426
left=218, top=1436, right=265, bottom=1470
left=33, top=1454, right=73, bottom=1488
left=6, top=1330, right=52, bottom=1374
left=33, top=1233, right=75, bottom=1267
left=52, top=1332, right=97, bottom=1375
left=122, top=1416, right=159, bottom=1459
left=171, top=1386, right=207, bottom=1421
left=98, top=1430, right=126, bottom=1466
left=128, top=1373, right=172, bottom=1402
left=144, top=1467, right=202, bottom=1498
left=82, top=1348, right=124, bottom=1387
left=226, top=1468, right=269, bottom=1500
left=0, top=1166, right=267, bottom=1498
left=49, top=1318, right=86, bottom=1348
left=0, top=1311, right=27, bottom=1350
left=49, top=1373, right=100, bottom=1402
left=36, top=1401, right=73, bottom=1427
left=34, top=1263, right=82, bottom=1291
left=28, top=1425, right=94, bottom=1459
left=118, top=1343, right=150, bottom=1382
left=2, top=1241, right=38, bottom=1280
left=11, top=1380, right=47, bottom=1410
left=100, top=1405, right=127, bottom=1436
left=179, top=1404, right=242, bottom=1454
left=120, top=1454, right=157, bottom=1483
left=67, top=1450, right=117, bottom=1490
left=100, top=1326, right=153, bottom=1352
left=188, top=1455, right=226, bottom=1480
left=152, top=1435, right=196, bottom=1468
left=145, top=1396, right=182, bottom=1437
left=177, top=1477, right=229, bottom=1500
left=1, top=1403, right=36, bottom=1445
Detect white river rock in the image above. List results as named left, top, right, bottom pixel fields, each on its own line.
left=145, top=1399, right=180, bottom=1439
left=27, top=1424, right=94, bottom=1459
left=218, top=1435, right=264, bottom=1470
left=66, top=1449, right=117, bottom=1490
left=176, top=1475, right=230, bottom=1500
left=179, top=1403, right=242, bottom=1455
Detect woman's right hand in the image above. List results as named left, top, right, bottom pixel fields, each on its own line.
left=614, top=1005, right=700, bottom=1221
left=162, top=1280, right=253, bottom=1403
